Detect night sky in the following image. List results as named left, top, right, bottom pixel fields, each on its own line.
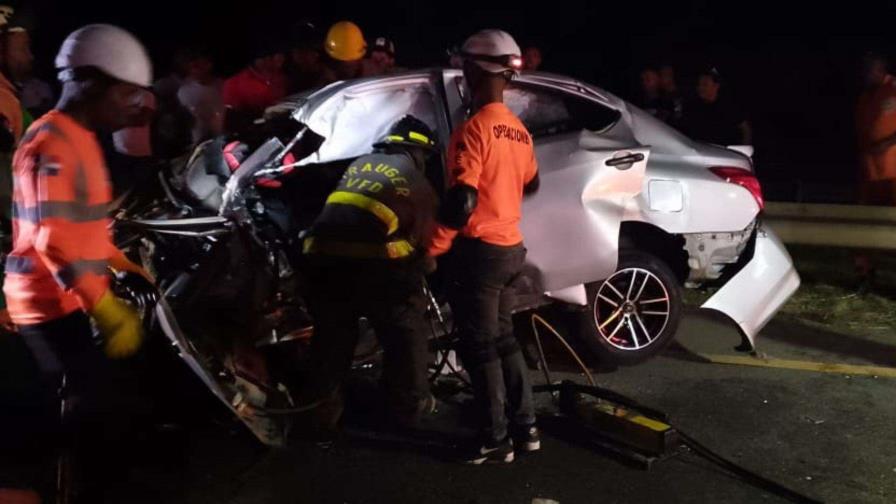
left=23, top=0, right=896, bottom=196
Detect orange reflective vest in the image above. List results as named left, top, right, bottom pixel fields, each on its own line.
left=428, top=102, right=538, bottom=256
left=857, top=75, right=896, bottom=182
left=3, top=110, right=116, bottom=326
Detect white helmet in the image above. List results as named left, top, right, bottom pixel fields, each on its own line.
left=461, top=29, right=523, bottom=75
left=55, top=24, right=152, bottom=87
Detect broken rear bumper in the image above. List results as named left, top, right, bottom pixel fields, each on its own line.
left=700, top=224, right=801, bottom=348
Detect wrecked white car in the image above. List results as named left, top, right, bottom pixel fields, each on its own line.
left=272, top=69, right=801, bottom=365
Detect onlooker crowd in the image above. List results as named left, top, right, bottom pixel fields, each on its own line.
left=634, top=63, right=750, bottom=146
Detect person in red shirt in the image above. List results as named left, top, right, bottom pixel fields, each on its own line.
left=222, top=38, right=286, bottom=133
left=427, top=29, right=540, bottom=464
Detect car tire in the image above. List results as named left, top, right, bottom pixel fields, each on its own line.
left=578, top=250, right=682, bottom=366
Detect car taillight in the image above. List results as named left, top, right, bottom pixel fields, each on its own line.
left=709, top=166, right=764, bottom=211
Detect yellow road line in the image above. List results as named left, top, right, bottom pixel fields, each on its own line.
left=697, top=353, right=896, bottom=378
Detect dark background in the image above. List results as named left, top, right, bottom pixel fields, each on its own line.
left=23, top=0, right=896, bottom=199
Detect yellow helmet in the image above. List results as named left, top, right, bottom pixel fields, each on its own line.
left=324, top=21, right=366, bottom=62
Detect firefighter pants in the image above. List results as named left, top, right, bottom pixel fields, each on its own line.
left=304, top=256, right=431, bottom=424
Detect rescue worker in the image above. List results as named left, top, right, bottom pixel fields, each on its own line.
left=854, top=52, right=896, bottom=290
left=0, top=5, right=32, bottom=222
left=3, top=24, right=157, bottom=502
left=0, top=12, right=35, bottom=498
left=302, top=115, right=438, bottom=435
left=857, top=52, right=896, bottom=205
left=0, top=5, right=33, bottom=333
left=317, top=21, right=366, bottom=86
left=426, top=29, right=540, bottom=464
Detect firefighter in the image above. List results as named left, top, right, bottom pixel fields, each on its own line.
left=426, top=29, right=540, bottom=464
left=302, top=115, right=439, bottom=435
left=317, top=21, right=367, bottom=86
left=3, top=24, right=157, bottom=502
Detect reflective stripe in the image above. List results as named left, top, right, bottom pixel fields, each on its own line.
left=408, top=131, right=433, bottom=145
left=40, top=163, right=61, bottom=176
left=53, top=259, right=109, bottom=289
left=19, top=122, right=66, bottom=146
left=5, top=255, right=34, bottom=274
left=12, top=201, right=109, bottom=223
left=325, top=191, right=399, bottom=235
left=386, top=135, right=405, bottom=143
left=303, top=237, right=414, bottom=259
left=10, top=203, right=37, bottom=222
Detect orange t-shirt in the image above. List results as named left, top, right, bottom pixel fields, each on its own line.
left=857, top=75, right=896, bottom=181
left=428, top=102, right=538, bottom=256
left=4, top=110, right=115, bottom=325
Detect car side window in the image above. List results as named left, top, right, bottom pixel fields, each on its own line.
left=505, top=83, right=621, bottom=139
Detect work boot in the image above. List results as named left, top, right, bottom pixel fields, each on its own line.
left=462, top=437, right=514, bottom=464
left=511, top=424, right=541, bottom=452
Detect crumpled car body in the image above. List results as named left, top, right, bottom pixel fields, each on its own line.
left=269, top=69, right=800, bottom=352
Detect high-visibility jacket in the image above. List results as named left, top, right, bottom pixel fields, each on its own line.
left=305, top=151, right=436, bottom=260
left=3, top=110, right=117, bottom=326
left=857, top=75, right=896, bottom=182
left=0, top=72, right=23, bottom=145
left=428, top=102, right=538, bottom=256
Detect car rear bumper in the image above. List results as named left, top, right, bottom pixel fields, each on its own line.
left=700, top=223, right=801, bottom=348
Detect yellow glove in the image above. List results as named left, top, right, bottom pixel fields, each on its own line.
left=90, top=290, right=144, bottom=358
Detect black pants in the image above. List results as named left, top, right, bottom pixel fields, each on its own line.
left=448, top=238, right=535, bottom=444
left=305, top=256, right=431, bottom=420
left=0, top=327, right=51, bottom=494
left=14, top=311, right=142, bottom=503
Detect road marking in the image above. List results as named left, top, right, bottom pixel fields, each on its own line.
left=696, top=353, right=896, bottom=378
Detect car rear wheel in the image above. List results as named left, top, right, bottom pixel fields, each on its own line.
left=579, top=250, right=682, bottom=365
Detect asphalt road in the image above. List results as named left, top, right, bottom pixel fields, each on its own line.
left=104, top=306, right=896, bottom=504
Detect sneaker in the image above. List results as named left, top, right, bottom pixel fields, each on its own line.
left=511, top=424, right=541, bottom=452
left=463, top=437, right=515, bottom=464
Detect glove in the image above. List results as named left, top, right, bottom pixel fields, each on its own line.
left=114, top=271, right=160, bottom=311
left=90, top=290, right=144, bottom=359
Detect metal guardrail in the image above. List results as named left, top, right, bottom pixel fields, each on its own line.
left=764, top=202, right=896, bottom=249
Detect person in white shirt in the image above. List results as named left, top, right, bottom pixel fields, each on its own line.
left=175, top=47, right=223, bottom=143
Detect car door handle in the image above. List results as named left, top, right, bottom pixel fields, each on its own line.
left=605, top=153, right=645, bottom=169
